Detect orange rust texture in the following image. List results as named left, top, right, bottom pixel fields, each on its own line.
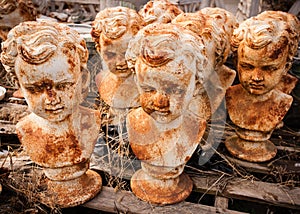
left=226, top=84, right=293, bottom=132
left=131, top=170, right=193, bottom=205
left=45, top=170, right=102, bottom=207
left=17, top=126, right=83, bottom=168
left=128, top=108, right=206, bottom=164
left=225, top=135, right=277, bottom=162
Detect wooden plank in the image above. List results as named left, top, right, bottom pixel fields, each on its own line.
left=214, top=196, right=229, bottom=209
left=0, top=102, right=28, bottom=135
left=190, top=174, right=300, bottom=210
left=0, top=153, right=33, bottom=171
left=225, top=152, right=300, bottom=175
left=0, top=122, right=16, bottom=135
left=83, top=186, right=248, bottom=214
left=225, top=155, right=271, bottom=174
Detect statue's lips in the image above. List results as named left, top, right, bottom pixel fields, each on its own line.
left=45, top=107, right=64, bottom=113
left=116, top=68, right=129, bottom=73
left=249, top=83, right=264, bottom=90
left=152, top=110, right=170, bottom=116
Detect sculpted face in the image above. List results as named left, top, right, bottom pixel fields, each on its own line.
left=92, top=7, right=144, bottom=79
left=238, top=44, right=288, bottom=95
left=0, top=0, right=36, bottom=40
left=101, top=32, right=133, bottom=78
left=138, top=0, right=182, bottom=24
left=15, top=50, right=82, bottom=122
left=136, top=36, right=195, bottom=123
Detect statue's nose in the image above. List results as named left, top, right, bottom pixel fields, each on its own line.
left=153, top=92, right=169, bottom=108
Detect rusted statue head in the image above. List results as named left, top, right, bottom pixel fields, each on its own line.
left=231, top=11, right=300, bottom=95
left=91, top=6, right=145, bottom=78
left=172, top=7, right=238, bottom=121
left=126, top=23, right=208, bottom=123
left=1, top=21, right=89, bottom=122
left=172, top=7, right=238, bottom=71
left=138, top=0, right=183, bottom=25
left=0, top=0, right=37, bottom=40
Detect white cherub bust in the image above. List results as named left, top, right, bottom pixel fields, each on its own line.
left=1, top=20, right=102, bottom=207
left=125, top=23, right=210, bottom=205
left=91, top=6, right=145, bottom=124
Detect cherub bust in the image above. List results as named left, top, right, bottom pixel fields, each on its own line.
left=1, top=21, right=102, bottom=207
left=125, top=23, right=208, bottom=205
left=172, top=7, right=238, bottom=119
left=225, top=11, right=300, bottom=162
left=91, top=6, right=145, bottom=124
left=138, top=0, right=183, bottom=25
left=0, top=0, right=36, bottom=40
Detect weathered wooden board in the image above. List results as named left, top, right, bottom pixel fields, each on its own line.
left=190, top=173, right=300, bottom=210
left=0, top=102, right=28, bottom=135
left=83, top=186, right=248, bottom=214
left=0, top=153, right=33, bottom=171
left=225, top=155, right=300, bottom=175
left=0, top=122, right=16, bottom=135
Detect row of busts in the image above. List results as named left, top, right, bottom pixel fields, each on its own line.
left=0, top=0, right=299, bottom=208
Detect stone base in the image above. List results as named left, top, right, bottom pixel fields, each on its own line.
left=131, top=169, right=193, bottom=205
left=40, top=169, right=102, bottom=208
left=225, top=135, right=277, bottom=162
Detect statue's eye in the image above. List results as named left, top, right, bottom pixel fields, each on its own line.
left=262, top=65, right=277, bottom=72
left=239, top=63, right=254, bottom=70
left=55, top=82, right=75, bottom=91
left=140, top=85, right=156, bottom=93
left=25, top=86, right=43, bottom=94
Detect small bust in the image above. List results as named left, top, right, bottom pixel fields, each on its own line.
left=1, top=21, right=102, bottom=207
left=91, top=7, right=145, bottom=123
left=125, top=23, right=207, bottom=205
left=0, top=0, right=36, bottom=40
left=225, top=11, right=300, bottom=162
left=138, top=0, right=183, bottom=25
left=172, top=7, right=238, bottom=119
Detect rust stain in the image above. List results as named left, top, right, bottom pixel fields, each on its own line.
left=19, top=125, right=83, bottom=167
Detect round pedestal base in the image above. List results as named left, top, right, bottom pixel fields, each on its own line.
left=131, top=169, right=193, bottom=205
left=41, top=169, right=102, bottom=208
left=225, top=135, right=277, bottom=162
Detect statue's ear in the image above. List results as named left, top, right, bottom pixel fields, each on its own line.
left=81, top=67, right=90, bottom=100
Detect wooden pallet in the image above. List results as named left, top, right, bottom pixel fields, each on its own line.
left=87, top=153, right=300, bottom=213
